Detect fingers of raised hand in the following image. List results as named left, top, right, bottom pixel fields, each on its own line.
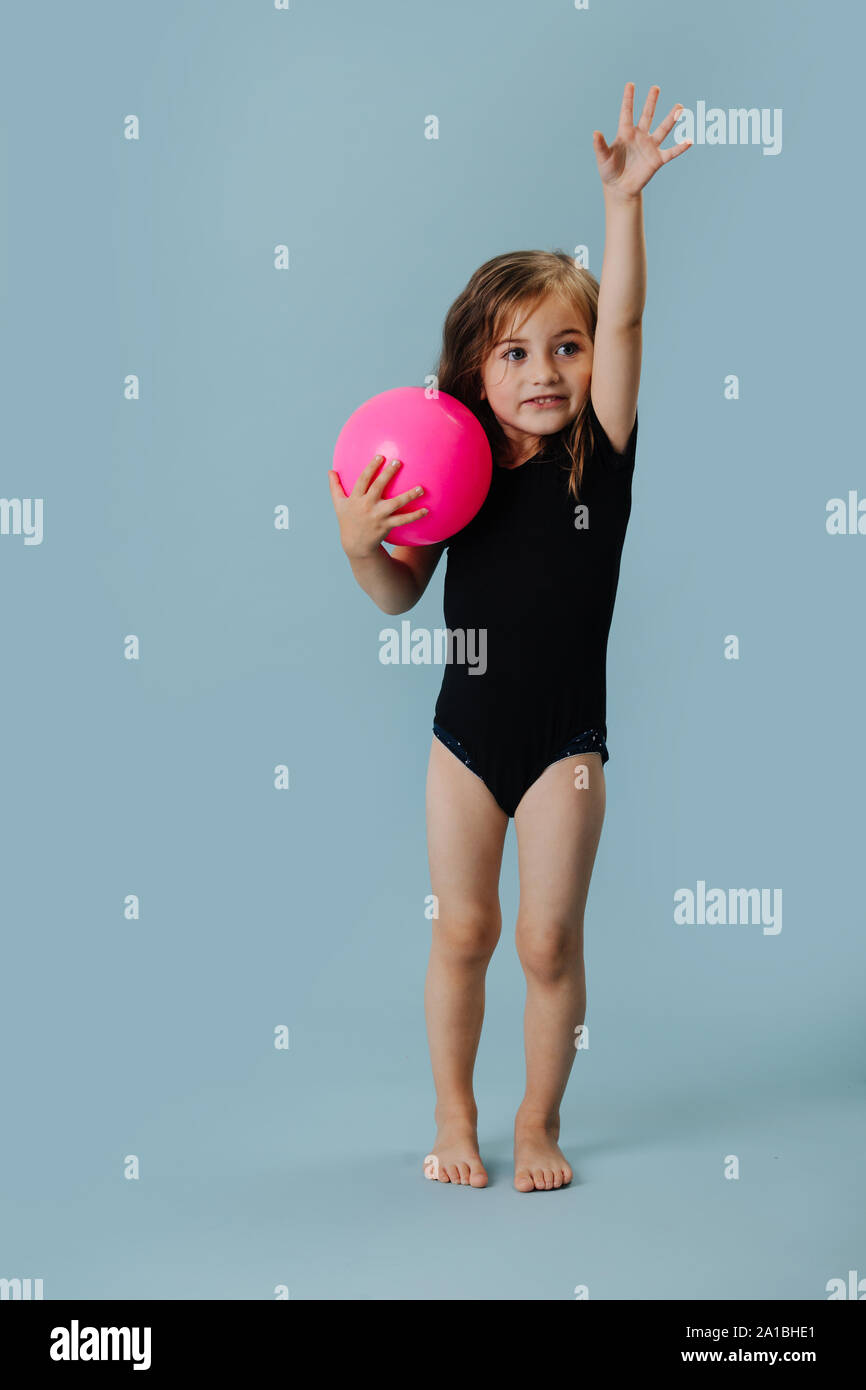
left=659, top=133, right=692, bottom=163
left=593, top=129, right=611, bottom=158
left=618, top=79, right=637, bottom=132
left=636, top=83, right=660, bottom=132
left=652, top=100, right=684, bottom=144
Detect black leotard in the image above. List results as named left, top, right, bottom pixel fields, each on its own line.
left=432, top=396, right=638, bottom=817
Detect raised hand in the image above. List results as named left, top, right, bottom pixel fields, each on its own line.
left=593, top=82, right=691, bottom=199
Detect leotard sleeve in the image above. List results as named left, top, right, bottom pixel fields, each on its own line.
left=587, top=395, right=639, bottom=474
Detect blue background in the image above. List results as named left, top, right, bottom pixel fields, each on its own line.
left=1, top=0, right=863, bottom=1300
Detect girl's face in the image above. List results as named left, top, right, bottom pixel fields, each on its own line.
left=480, top=295, right=593, bottom=464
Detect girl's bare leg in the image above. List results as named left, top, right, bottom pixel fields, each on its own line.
left=512, top=753, right=606, bottom=1191
left=424, top=736, right=508, bottom=1186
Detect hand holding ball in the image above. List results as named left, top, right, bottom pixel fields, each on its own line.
left=332, top=388, right=492, bottom=546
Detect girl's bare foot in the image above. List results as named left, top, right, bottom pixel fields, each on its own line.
left=425, top=1108, right=488, bottom=1187
left=513, top=1110, right=573, bottom=1192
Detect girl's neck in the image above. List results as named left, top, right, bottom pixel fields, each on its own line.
left=496, top=434, right=557, bottom=470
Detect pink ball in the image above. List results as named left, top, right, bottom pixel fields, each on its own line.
left=332, top=387, right=492, bottom=545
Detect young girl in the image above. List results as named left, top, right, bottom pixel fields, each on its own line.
left=329, top=84, right=690, bottom=1192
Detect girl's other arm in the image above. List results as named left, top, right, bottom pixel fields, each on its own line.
left=348, top=539, right=446, bottom=615
left=328, top=454, right=445, bottom=614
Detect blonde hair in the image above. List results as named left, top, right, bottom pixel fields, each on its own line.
left=434, top=249, right=600, bottom=500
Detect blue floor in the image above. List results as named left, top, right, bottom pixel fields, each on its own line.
left=4, top=1002, right=863, bottom=1300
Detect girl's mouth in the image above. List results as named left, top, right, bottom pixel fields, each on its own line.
left=524, top=396, right=567, bottom=408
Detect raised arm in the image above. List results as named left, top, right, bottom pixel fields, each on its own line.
left=590, top=82, right=692, bottom=453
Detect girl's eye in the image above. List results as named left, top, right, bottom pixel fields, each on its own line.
left=502, top=341, right=581, bottom=361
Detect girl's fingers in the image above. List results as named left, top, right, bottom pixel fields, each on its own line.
left=366, top=456, right=403, bottom=500
left=383, top=506, right=428, bottom=533
left=327, top=469, right=347, bottom=505
left=593, top=129, right=611, bottom=157
left=636, top=83, right=660, bottom=132
left=618, top=79, right=636, bottom=132
left=652, top=103, right=684, bottom=143
left=660, top=136, right=692, bottom=163
left=350, top=454, right=389, bottom=498
left=381, top=484, right=425, bottom=514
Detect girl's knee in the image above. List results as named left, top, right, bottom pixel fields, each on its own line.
left=434, top=903, right=501, bottom=964
left=516, top=918, right=583, bottom=982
